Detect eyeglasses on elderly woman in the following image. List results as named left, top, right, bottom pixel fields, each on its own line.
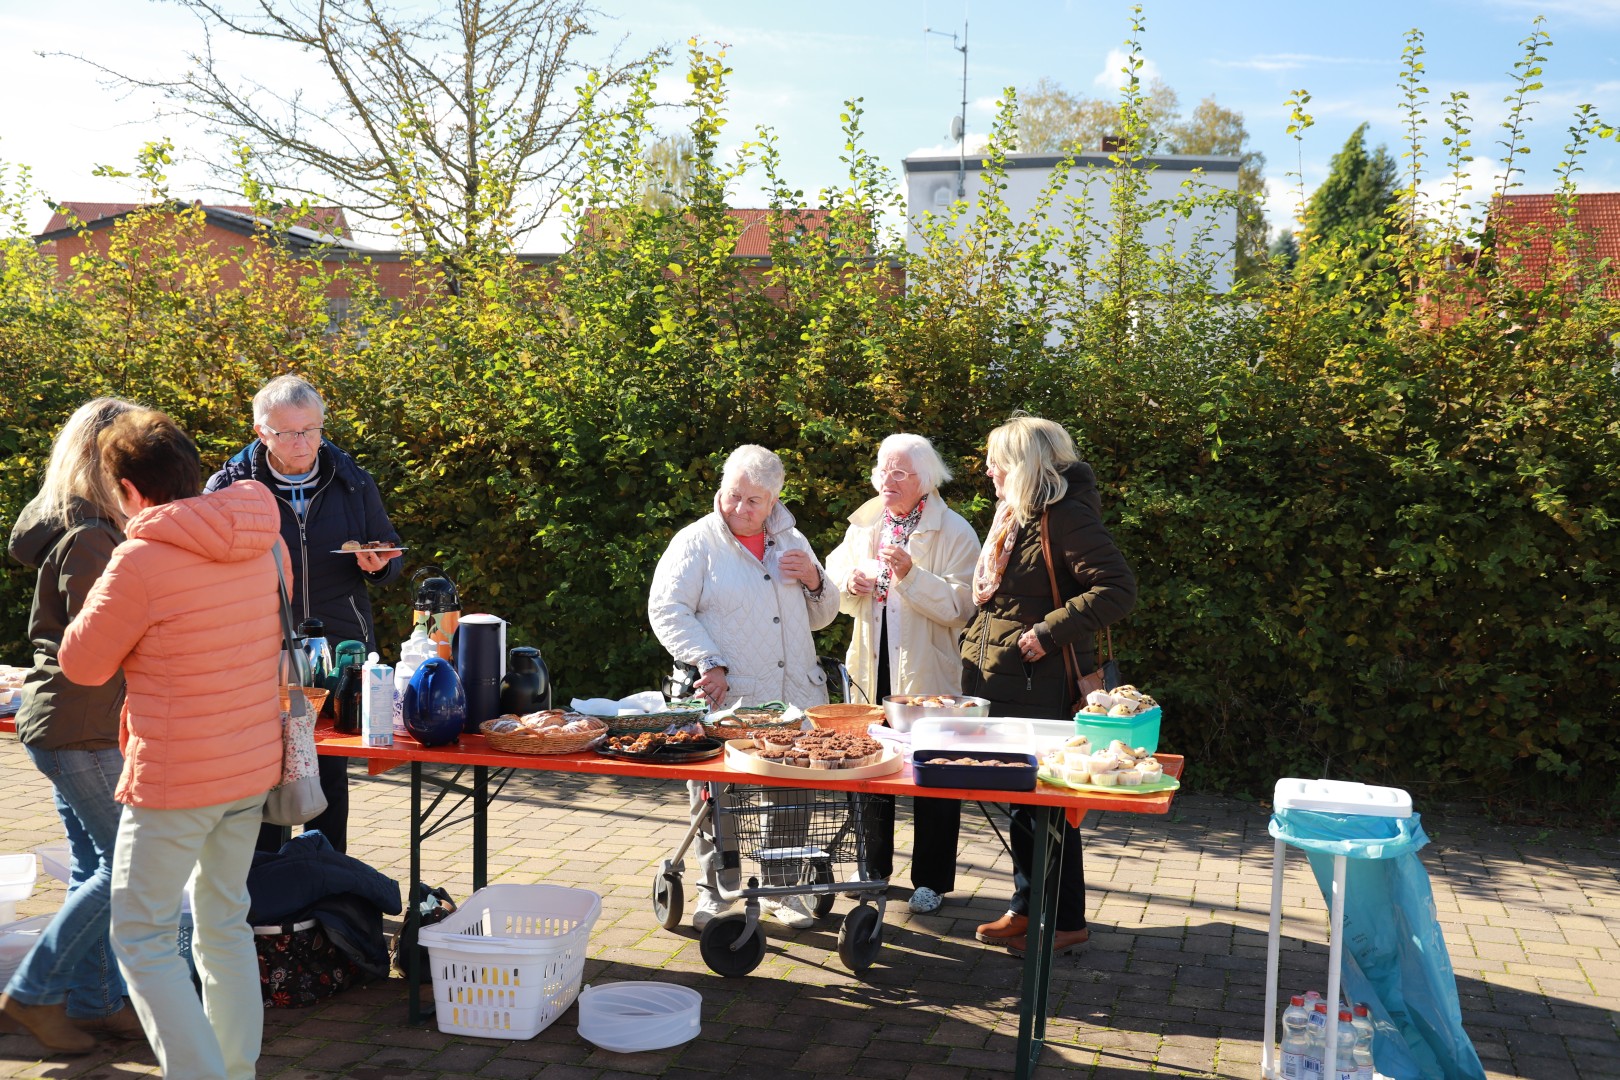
left=876, top=468, right=916, bottom=483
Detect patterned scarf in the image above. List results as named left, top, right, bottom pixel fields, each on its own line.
left=874, top=495, right=927, bottom=603
left=972, top=501, right=1021, bottom=606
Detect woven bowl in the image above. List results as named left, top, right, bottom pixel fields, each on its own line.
left=280, top=687, right=330, bottom=715
left=806, top=703, right=884, bottom=734
left=703, top=707, right=800, bottom=740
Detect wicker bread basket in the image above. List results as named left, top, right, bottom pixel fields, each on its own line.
left=805, top=702, right=884, bottom=735
left=479, top=715, right=608, bottom=754
left=601, top=709, right=708, bottom=734
left=279, top=686, right=330, bottom=715
left=702, top=706, right=801, bottom=740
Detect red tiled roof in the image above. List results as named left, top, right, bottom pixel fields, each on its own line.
left=726, top=208, right=836, bottom=256
left=1491, top=192, right=1620, bottom=300
left=43, top=201, right=352, bottom=239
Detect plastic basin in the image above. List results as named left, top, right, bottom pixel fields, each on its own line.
left=577, top=981, right=701, bottom=1052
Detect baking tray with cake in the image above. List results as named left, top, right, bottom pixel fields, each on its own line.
left=912, top=748, right=1039, bottom=792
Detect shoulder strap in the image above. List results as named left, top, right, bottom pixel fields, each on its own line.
left=1039, top=513, right=1115, bottom=677
left=272, top=541, right=311, bottom=687
left=1038, top=513, right=1083, bottom=689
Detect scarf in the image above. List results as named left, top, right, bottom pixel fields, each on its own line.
left=972, top=501, right=1021, bottom=606
left=267, top=457, right=321, bottom=520
left=874, top=495, right=927, bottom=603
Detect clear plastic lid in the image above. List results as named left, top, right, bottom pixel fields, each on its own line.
left=911, top=716, right=1034, bottom=753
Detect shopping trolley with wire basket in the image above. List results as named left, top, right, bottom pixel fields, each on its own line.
left=651, top=779, right=888, bottom=977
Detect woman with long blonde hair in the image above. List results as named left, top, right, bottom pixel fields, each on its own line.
left=0, top=397, right=146, bottom=1054
left=961, top=415, right=1137, bottom=957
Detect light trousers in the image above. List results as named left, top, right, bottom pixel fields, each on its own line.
left=111, top=792, right=267, bottom=1080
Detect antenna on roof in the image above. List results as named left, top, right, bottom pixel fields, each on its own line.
left=925, top=21, right=969, bottom=200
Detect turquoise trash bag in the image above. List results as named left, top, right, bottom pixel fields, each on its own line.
left=1270, top=807, right=1487, bottom=1080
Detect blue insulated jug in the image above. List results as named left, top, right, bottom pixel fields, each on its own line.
left=402, top=657, right=467, bottom=747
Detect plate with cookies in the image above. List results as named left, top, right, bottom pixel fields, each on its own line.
left=331, top=540, right=408, bottom=554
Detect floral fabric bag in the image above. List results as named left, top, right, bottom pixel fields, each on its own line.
left=263, top=541, right=328, bottom=827
left=254, top=918, right=359, bottom=1008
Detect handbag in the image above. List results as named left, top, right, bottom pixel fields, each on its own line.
left=263, top=542, right=329, bottom=827
left=1038, top=512, right=1121, bottom=715
left=389, top=881, right=458, bottom=979
left=255, top=917, right=360, bottom=1008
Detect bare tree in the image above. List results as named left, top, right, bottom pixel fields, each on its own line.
left=74, top=0, right=661, bottom=277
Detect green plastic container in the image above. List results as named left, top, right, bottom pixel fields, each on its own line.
left=1073, top=706, right=1162, bottom=755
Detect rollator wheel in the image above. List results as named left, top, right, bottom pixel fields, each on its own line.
left=837, top=904, right=882, bottom=972
left=809, top=860, right=836, bottom=919
left=700, top=913, right=766, bottom=977
left=652, top=862, right=683, bottom=931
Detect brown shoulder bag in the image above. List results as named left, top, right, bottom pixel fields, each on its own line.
left=1038, top=512, right=1120, bottom=715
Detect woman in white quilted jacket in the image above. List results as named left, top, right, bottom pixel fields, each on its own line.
left=648, top=445, right=838, bottom=933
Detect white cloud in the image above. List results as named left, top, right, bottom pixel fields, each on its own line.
left=1482, top=0, right=1620, bottom=21
left=1092, top=48, right=1161, bottom=92
left=906, top=133, right=994, bottom=159
left=1212, top=54, right=1383, bottom=74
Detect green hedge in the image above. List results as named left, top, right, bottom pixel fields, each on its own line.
left=2, top=39, right=1615, bottom=814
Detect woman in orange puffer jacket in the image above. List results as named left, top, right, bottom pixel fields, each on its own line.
left=60, top=408, right=286, bottom=1080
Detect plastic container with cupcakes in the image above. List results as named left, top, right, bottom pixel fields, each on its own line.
left=1071, top=685, right=1162, bottom=754
left=479, top=710, right=608, bottom=754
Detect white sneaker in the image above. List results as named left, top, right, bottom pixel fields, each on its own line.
left=692, top=892, right=733, bottom=931
left=908, top=886, right=943, bottom=914
left=763, top=894, right=816, bottom=929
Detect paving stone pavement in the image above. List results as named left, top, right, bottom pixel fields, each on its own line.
left=1, top=736, right=1616, bottom=1079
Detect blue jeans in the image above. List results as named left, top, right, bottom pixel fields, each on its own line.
left=5, top=745, right=128, bottom=1018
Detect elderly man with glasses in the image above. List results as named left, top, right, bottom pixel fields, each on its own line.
left=205, top=374, right=402, bottom=854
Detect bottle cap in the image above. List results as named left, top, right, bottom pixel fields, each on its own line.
left=1339, top=1009, right=1353, bottom=1022
left=367, top=652, right=380, bottom=663
left=1354, top=1003, right=1370, bottom=1016
left=1290, top=995, right=1304, bottom=1006
left=1315, top=1002, right=1329, bottom=1013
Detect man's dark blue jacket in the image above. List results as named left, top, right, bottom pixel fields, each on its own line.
left=206, top=440, right=401, bottom=648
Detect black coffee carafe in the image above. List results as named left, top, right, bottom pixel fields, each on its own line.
left=333, top=661, right=363, bottom=734
left=499, top=647, right=551, bottom=714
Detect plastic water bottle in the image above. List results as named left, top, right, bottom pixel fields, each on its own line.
left=1351, top=1004, right=1376, bottom=1080
left=1280, top=995, right=1311, bottom=1078
left=1330, top=1010, right=1357, bottom=1080
left=1304, top=1001, right=1328, bottom=1078
left=394, top=625, right=435, bottom=737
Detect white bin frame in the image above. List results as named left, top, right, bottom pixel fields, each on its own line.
left=1260, top=779, right=1411, bottom=1080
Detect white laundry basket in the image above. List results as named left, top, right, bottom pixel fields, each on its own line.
left=417, top=883, right=601, bottom=1040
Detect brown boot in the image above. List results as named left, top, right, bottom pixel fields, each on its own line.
left=78, top=1004, right=145, bottom=1040
left=974, top=911, right=1028, bottom=943
left=1004, top=927, right=1090, bottom=957
left=0, top=994, right=95, bottom=1054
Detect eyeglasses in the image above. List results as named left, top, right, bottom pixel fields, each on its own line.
left=877, top=469, right=915, bottom=483
left=265, top=426, right=324, bottom=443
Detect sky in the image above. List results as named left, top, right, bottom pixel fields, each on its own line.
left=2, top=0, right=1617, bottom=250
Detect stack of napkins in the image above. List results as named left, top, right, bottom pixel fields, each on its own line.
left=570, top=691, right=680, bottom=717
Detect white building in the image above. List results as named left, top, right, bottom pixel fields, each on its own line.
left=903, top=149, right=1242, bottom=294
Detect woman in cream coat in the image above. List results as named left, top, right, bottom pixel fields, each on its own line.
left=825, top=434, right=979, bottom=914
left=649, top=445, right=838, bottom=932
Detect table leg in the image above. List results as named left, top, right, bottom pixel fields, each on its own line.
left=407, top=760, right=423, bottom=1024
left=473, top=765, right=488, bottom=891
left=1015, top=805, right=1064, bottom=1080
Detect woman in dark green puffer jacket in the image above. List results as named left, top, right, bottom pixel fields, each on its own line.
left=961, top=415, right=1136, bottom=957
